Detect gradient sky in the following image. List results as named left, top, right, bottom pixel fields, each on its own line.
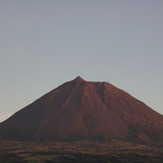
left=0, top=0, right=163, bottom=122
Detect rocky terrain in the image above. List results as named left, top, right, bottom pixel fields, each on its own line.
left=0, top=76, right=162, bottom=143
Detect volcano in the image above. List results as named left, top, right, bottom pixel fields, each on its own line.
left=0, top=76, right=162, bottom=142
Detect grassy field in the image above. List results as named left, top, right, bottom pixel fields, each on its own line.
left=0, top=139, right=162, bottom=162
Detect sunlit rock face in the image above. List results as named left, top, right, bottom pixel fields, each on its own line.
left=0, top=76, right=162, bottom=143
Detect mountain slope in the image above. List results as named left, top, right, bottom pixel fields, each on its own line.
left=0, top=76, right=162, bottom=142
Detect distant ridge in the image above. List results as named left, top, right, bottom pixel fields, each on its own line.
left=0, top=76, right=162, bottom=142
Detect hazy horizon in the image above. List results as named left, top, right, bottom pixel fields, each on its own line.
left=0, top=0, right=163, bottom=122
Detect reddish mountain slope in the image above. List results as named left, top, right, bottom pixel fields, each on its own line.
left=0, top=77, right=162, bottom=142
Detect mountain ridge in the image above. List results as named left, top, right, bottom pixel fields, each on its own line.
left=0, top=76, right=162, bottom=143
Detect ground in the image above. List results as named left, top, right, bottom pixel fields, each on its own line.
left=0, top=139, right=162, bottom=163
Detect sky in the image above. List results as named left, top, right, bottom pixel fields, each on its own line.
left=0, top=0, right=163, bottom=122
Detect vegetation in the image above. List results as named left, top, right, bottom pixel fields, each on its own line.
left=0, top=139, right=162, bottom=162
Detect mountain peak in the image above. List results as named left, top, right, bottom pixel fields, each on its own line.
left=73, top=76, right=85, bottom=82
left=0, top=77, right=163, bottom=143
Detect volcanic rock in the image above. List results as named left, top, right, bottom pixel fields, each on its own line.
left=0, top=76, right=162, bottom=142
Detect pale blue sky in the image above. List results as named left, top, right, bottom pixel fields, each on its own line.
left=0, top=0, right=163, bottom=122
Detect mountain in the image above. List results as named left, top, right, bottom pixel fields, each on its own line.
left=0, top=76, right=162, bottom=142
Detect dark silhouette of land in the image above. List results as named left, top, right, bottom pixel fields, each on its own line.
left=0, top=139, right=162, bottom=162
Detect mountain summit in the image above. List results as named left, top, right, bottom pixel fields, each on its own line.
left=73, top=76, right=85, bottom=82
left=0, top=77, right=162, bottom=142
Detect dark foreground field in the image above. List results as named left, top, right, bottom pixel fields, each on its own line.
left=0, top=139, right=162, bottom=163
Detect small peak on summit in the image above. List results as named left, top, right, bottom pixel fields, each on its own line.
left=73, top=76, right=85, bottom=82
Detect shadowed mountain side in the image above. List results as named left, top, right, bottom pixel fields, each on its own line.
left=0, top=76, right=163, bottom=143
